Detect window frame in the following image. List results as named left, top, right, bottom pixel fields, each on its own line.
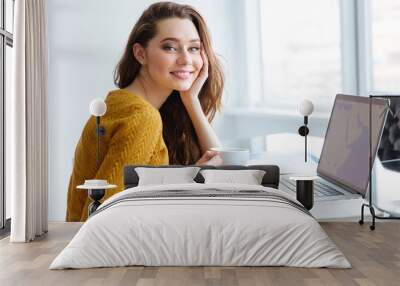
left=0, top=0, right=14, bottom=232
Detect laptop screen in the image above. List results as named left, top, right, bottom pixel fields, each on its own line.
left=317, top=94, right=388, bottom=196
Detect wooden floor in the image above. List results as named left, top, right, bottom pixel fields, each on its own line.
left=1, top=222, right=399, bottom=286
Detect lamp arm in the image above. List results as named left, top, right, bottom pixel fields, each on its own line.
left=96, top=116, right=100, bottom=167
left=305, top=129, right=307, bottom=162
left=298, top=116, right=309, bottom=162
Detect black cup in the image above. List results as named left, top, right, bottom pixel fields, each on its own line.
left=296, top=180, right=314, bottom=210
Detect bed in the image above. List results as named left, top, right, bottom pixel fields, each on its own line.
left=50, top=165, right=350, bottom=269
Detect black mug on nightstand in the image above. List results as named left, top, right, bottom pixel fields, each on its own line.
left=290, top=176, right=317, bottom=210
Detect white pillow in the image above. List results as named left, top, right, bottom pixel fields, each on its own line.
left=135, top=167, right=201, bottom=186
left=200, top=169, right=266, bottom=185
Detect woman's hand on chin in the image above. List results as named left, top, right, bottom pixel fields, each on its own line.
left=180, top=46, right=209, bottom=104
left=195, top=150, right=223, bottom=166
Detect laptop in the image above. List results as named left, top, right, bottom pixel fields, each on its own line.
left=280, top=94, right=389, bottom=201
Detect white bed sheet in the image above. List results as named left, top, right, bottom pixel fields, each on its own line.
left=50, top=183, right=351, bottom=269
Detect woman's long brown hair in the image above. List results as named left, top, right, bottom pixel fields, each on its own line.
left=114, top=2, right=224, bottom=165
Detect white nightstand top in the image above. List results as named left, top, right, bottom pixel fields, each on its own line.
left=289, top=176, right=318, bottom=181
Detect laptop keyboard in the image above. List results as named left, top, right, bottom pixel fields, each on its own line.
left=280, top=178, right=345, bottom=198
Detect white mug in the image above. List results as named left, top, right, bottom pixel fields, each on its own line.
left=210, top=147, right=250, bottom=165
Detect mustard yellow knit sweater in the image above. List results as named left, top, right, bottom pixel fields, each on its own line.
left=66, top=89, right=169, bottom=222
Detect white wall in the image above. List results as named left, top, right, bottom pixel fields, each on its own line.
left=47, top=0, right=245, bottom=221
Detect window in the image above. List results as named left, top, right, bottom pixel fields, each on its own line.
left=259, top=0, right=342, bottom=114
left=370, top=0, right=400, bottom=166
left=1, top=0, right=14, bottom=232
left=256, top=0, right=400, bottom=114
left=371, top=0, right=400, bottom=93
left=5, top=0, right=13, bottom=33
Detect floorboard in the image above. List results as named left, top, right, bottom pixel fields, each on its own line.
left=0, top=222, right=399, bottom=286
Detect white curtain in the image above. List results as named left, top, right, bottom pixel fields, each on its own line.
left=8, top=0, right=48, bottom=242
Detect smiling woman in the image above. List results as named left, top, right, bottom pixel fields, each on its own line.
left=66, top=1, right=225, bottom=222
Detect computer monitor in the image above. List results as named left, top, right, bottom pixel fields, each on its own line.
left=377, top=96, right=400, bottom=171
left=317, top=94, right=388, bottom=196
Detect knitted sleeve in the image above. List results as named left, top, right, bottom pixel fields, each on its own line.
left=67, top=109, right=166, bottom=222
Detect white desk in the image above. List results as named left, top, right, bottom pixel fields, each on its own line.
left=247, top=150, right=366, bottom=220
left=223, top=132, right=400, bottom=220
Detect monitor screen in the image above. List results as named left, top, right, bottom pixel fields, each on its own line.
left=377, top=96, right=400, bottom=171
left=317, top=94, right=388, bottom=195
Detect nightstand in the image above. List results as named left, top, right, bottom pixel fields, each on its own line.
left=77, top=180, right=117, bottom=216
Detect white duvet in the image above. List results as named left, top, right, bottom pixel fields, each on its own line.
left=50, top=183, right=351, bottom=269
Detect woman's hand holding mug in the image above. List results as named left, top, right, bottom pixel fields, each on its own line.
left=195, top=150, right=223, bottom=166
